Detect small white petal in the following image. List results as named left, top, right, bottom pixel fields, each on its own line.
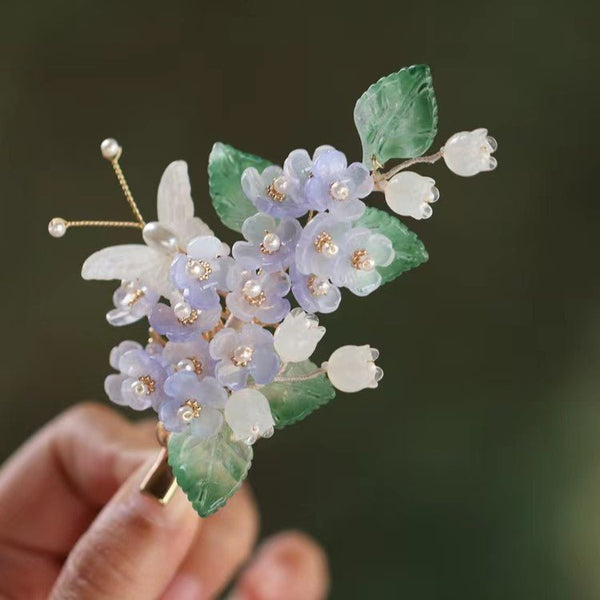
left=225, top=389, right=274, bottom=444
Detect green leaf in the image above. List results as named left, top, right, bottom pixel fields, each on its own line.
left=168, top=424, right=252, bottom=517
left=261, top=360, right=336, bottom=428
left=357, top=207, right=428, bottom=285
left=208, top=142, right=272, bottom=232
left=353, top=64, right=438, bottom=166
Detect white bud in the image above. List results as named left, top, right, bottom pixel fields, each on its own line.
left=225, top=389, right=275, bottom=444
left=384, top=171, right=439, bottom=220
left=274, top=308, right=325, bottom=363
left=443, top=128, right=498, bottom=177
left=326, top=345, right=383, bottom=393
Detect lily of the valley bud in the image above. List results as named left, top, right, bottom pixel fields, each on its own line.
left=274, top=308, right=326, bottom=363
left=442, top=128, right=498, bottom=177
left=384, top=171, right=439, bottom=220
left=325, top=345, right=383, bottom=393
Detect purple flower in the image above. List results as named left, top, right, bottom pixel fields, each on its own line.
left=295, top=213, right=351, bottom=279
left=226, top=267, right=291, bottom=324
left=290, top=265, right=342, bottom=314
left=162, top=338, right=216, bottom=379
left=171, top=235, right=233, bottom=310
left=241, top=165, right=307, bottom=219
left=331, top=228, right=395, bottom=296
left=149, top=303, right=221, bottom=342
left=304, top=149, right=373, bottom=221
left=106, top=280, right=160, bottom=327
left=210, top=323, right=281, bottom=390
left=159, top=372, right=227, bottom=438
left=283, top=145, right=334, bottom=209
left=232, top=213, right=301, bottom=273
left=105, top=343, right=167, bottom=411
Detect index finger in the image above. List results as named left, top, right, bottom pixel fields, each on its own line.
left=0, top=402, right=157, bottom=555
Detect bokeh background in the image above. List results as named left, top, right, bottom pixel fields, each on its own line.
left=1, top=0, right=599, bottom=597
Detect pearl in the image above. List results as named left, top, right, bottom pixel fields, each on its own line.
left=174, top=301, right=192, bottom=320
left=261, top=232, right=281, bottom=253
left=48, top=217, right=67, bottom=238
left=133, top=381, right=147, bottom=395
left=361, top=256, right=375, bottom=270
left=272, top=176, right=288, bottom=195
left=232, top=345, right=254, bottom=366
left=177, top=406, right=195, bottom=422
left=242, top=280, right=262, bottom=299
left=142, top=222, right=178, bottom=254
left=322, top=242, right=338, bottom=256
left=100, top=138, right=121, bottom=160
left=421, top=204, right=433, bottom=219
left=330, top=180, right=350, bottom=201
left=176, top=358, right=195, bottom=372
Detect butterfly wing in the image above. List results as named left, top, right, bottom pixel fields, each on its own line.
left=157, top=161, right=212, bottom=245
left=81, top=244, right=173, bottom=298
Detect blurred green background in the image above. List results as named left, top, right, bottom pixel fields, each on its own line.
left=1, top=0, right=599, bottom=597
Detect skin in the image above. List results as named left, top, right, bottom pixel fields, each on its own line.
left=0, top=403, right=329, bottom=600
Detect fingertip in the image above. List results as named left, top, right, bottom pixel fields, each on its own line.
left=232, top=530, right=330, bottom=600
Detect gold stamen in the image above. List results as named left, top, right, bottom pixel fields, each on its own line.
left=314, top=232, right=332, bottom=253
left=182, top=399, right=201, bottom=418
left=243, top=291, right=266, bottom=306
left=139, top=375, right=156, bottom=395
left=266, top=182, right=286, bottom=202
left=128, top=288, right=146, bottom=307
left=178, top=309, right=199, bottom=325
left=351, top=249, right=369, bottom=270
left=187, top=357, right=203, bottom=375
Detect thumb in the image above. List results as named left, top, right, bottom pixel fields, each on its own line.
left=49, top=455, right=200, bottom=600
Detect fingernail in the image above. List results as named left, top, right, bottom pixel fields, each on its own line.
left=162, top=573, right=205, bottom=600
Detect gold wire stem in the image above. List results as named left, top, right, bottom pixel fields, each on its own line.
left=67, top=219, right=144, bottom=229
left=139, top=422, right=177, bottom=505
left=111, top=158, right=146, bottom=227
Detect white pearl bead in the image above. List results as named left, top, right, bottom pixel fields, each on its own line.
left=262, top=232, right=281, bottom=253
left=142, top=222, right=179, bottom=254
left=323, top=242, right=338, bottom=256
left=177, top=406, right=195, bottom=422
left=272, top=176, right=288, bottom=194
left=330, top=180, right=350, bottom=201
left=100, top=138, right=121, bottom=160
left=361, top=256, right=375, bottom=271
left=174, top=301, right=192, bottom=320
left=48, top=217, right=67, bottom=238
left=176, top=358, right=195, bottom=372
left=242, top=280, right=262, bottom=298
left=232, top=345, right=254, bottom=365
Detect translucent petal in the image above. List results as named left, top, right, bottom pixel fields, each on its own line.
left=109, top=340, right=142, bottom=370
left=241, top=213, right=277, bottom=243
left=190, top=407, right=223, bottom=439
left=345, top=163, right=374, bottom=198
left=104, top=373, right=127, bottom=405
left=209, top=328, right=239, bottom=360
left=225, top=389, right=274, bottom=443
left=215, top=361, right=249, bottom=391
left=248, top=345, right=281, bottom=385
left=312, top=149, right=347, bottom=181
left=157, top=161, right=194, bottom=230
left=164, top=371, right=204, bottom=401
left=187, top=235, right=225, bottom=260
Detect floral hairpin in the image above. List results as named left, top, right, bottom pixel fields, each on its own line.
left=48, top=65, right=498, bottom=517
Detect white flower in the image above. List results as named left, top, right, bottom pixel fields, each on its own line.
left=273, top=308, right=325, bottom=363
left=225, top=388, right=275, bottom=444
left=325, top=345, right=383, bottom=393
left=442, top=128, right=498, bottom=177
left=384, top=171, right=439, bottom=220
left=81, top=161, right=213, bottom=299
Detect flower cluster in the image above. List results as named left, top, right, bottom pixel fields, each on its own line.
left=94, top=128, right=497, bottom=446
left=49, top=64, right=499, bottom=517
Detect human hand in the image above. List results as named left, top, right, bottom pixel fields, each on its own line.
left=0, top=403, right=329, bottom=599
